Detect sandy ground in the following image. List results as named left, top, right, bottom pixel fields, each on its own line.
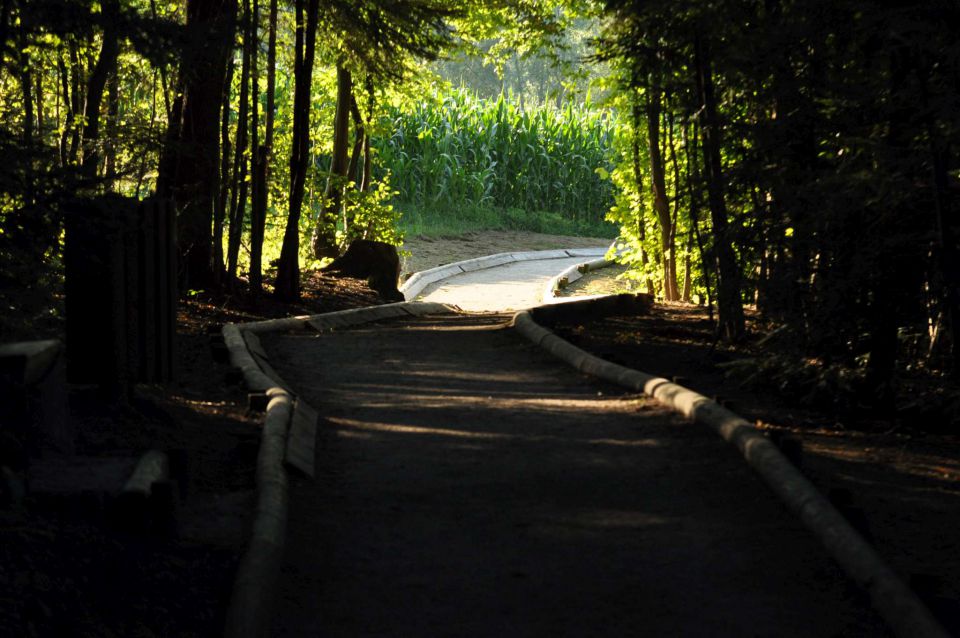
left=265, top=315, right=887, bottom=637
left=400, top=231, right=613, bottom=276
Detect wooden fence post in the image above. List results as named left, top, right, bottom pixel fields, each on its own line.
left=65, top=195, right=178, bottom=393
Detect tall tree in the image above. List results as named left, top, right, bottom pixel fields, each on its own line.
left=274, top=0, right=320, bottom=301
left=226, top=0, right=252, bottom=282
left=311, top=63, right=352, bottom=258
left=79, top=0, right=120, bottom=180
left=249, top=0, right=269, bottom=292
left=158, top=0, right=237, bottom=290
left=693, top=31, right=743, bottom=340
left=644, top=68, right=679, bottom=301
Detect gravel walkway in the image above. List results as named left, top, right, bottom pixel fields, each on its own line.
left=263, top=314, right=887, bottom=636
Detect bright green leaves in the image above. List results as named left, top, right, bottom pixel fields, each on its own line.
left=374, top=86, right=618, bottom=232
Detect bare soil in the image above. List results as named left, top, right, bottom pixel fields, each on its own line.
left=548, top=302, right=960, bottom=632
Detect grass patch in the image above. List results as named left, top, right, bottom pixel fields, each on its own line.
left=397, top=201, right=618, bottom=238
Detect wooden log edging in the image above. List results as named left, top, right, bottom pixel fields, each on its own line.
left=511, top=307, right=949, bottom=638
left=224, top=391, right=291, bottom=638
left=542, top=256, right=614, bottom=301
left=222, top=300, right=458, bottom=638
left=399, top=247, right=608, bottom=301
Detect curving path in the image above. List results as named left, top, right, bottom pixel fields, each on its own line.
left=263, top=313, right=887, bottom=636
left=415, top=255, right=591, bottom=312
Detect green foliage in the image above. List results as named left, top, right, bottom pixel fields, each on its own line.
left=397, top=200, right=617, bottom=238
left=325, top=174, right=404, bottom=247
left=375, top=87, right=618, bottom=229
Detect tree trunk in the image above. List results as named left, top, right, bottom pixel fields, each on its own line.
left=311, top=64, right=353, bottom=258
left=214, top=58, right=235, bottom=286
left=685, top=120, right=715, bottom=323
left=343, top=92, right=366, bottom=234
left=249, top=0, right=267, bottom=293
left=645, top=74, right=678, bottom=301
left=347, top=94, right=364, bottom=185
left=35, top=72, right=43, bottom=139
left=630, top=88, right=654, bottom=294
left=157, top=0, right=237, bottom=291
left=18, top=17, right=33, bottom=145
left=68, top=41, right=82, bottom=163
left=227, top=0, right=251, bottom=282
left=103, top=70, right=120, bottom=190
left=249, top=0, right=277, bottom=292
left=274, top=0, right=319, bottom=301
left=80, top=0, right=120, bottom=181
left=932, top=142, right=960, bottom=372
left=57, top=48, right=71, bottom=165
left=360, top=77, right=374, bottom=193
left=668, top=109, right=687, bottom=302
left=694, top=33, right=743, bottom=340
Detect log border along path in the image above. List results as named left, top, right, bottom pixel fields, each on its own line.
left=225, top=250, right=946, bottom=636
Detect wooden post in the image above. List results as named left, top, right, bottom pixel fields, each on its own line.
left=155, top=199, right=171, bottom=381
left=138, top=198, right=157, bottom=383
left=65, top=196, right=135, bottom=395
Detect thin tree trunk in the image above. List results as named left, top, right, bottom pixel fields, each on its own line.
left=347, top=95, right=365, bottom=187
left=630, top=87, right=654, bottom=294
left=134, top=71, right=159, bottom=197
left=80, top=0, right=121, bottom=180
left=931, top=138, right=960, bottom=373
left=103, top=70, right=120, bottom=190
left=249, top=0, right=276, bottom=292
left=311, top=64, right=352, bottom=258
left=227, top=0, right=252, bottom=281
left=35, top=72, right=43, bottom=139
left=157, top=0, right=237, bottom=291
left=57, top=48, right=71, bottom=164
left=214, top=58, right=235, bottom=285
left=68, top=41, right=82, bottom=163
left=249, top=0, right=266, bottom=292
left=360, top=77, right=374, bottom=193
left=148, top=0, right=173, bottom=120
left=685, top=120, right=715, bottom=322
left=343, top=92, right=366, bottom=234
left=645, top=74, right=678, bottom=301
left=274, top=0, right=319, bottom=301
left=694, top=32, right=743, bottom=340
left=18, top=17, right=33, bottom=145
left=668, top=111, right=688, bottom=302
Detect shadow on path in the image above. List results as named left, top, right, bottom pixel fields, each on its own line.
left=264, top=314, right=888, bottom=637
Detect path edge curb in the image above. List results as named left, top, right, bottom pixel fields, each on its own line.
left=511, top=306, right=949, bottom=638
left=222, top=301, right=457, bottom=638
left=542, top=256, right=615, bottom=301
left=400, top=247, right=607, bottom=301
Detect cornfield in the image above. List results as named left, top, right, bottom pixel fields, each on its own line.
left=374, top=89, right=618, bottom=225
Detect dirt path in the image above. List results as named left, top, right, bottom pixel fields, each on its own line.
left=264, top=314, right=888, bottom=637
left=416, top=256, right=593, bottom=311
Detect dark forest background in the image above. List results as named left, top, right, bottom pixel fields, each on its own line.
left=1, top=0, right=959, bottom=414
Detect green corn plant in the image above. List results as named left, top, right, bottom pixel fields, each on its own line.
left=373, top=87, right=618, bottom=233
